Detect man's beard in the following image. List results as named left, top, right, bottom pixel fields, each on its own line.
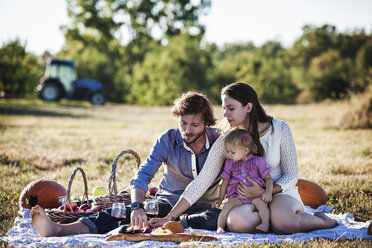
left=183, top=130, right=205, bottom=145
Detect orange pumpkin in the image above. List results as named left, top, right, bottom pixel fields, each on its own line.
left=162, top=220, right=184, bottom=233
left=19, top=179, right=67, bottom=209
left=296, top=179, right=327, bottom=209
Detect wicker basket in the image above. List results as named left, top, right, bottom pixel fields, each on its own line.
left=46, top=166, right=95, bottom=223
left=94, top=149, right=154, bottom=210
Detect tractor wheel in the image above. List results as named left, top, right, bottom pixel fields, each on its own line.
left=90, top=92, right=106, bottom=105
left=41, top=83, right=61, bottom=101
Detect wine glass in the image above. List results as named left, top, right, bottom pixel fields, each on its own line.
left=111, top=202, right=126, bottom=227
left=144, top=200, right=159, bottom=219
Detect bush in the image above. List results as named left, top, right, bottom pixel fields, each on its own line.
left=339, top=84, right=372, bottom=129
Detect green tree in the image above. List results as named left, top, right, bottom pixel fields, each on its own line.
left=65, top=0, right=210, bottom=42
left=60, top=0, right=211, bottom=103
left=0, top=40, right=42, bottom=97
left=128, top=35, right=213, bottom=105
left=210, top=41, right=298, bottom=104
left=308, top=49, right=353, bottom=100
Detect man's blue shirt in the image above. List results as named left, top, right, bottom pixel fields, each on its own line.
left=130, top=127, right=220, bottom=207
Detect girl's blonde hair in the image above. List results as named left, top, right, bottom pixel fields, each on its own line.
left=224, top=127, right=257, bottom=155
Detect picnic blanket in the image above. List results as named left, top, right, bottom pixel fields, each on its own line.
left=1, top=206, right=370, bottom=247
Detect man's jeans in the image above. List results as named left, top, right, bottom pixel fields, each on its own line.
left=80, top=199, right=221, bottom=234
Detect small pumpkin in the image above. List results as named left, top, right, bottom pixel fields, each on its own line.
left=296, top=179, right=327, bottom=209
left=19, top=179, right=67, bottom=209
left=162, top=220, right=184, bottom=234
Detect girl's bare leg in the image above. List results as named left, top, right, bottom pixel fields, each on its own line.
left=252, top=198, right=270, bottom=232
left=270, top=195, right=338, bottom=234
left=217, top=197, right=242, bottom=233
left=30, top=205, right=90, bottom=237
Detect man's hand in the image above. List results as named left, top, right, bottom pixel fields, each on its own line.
left=237, top=177, right=265, bottom=199
left=130, top=208, right=148, bottom=228
left=148, top=216, right=171, bottom=228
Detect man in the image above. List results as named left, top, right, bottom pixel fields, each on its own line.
left=30, top=91, right=221, bottom=236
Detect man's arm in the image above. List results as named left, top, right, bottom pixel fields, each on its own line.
left=130, top=187, right=147, bottom=227
left=129, top=131, right=169, bottom=227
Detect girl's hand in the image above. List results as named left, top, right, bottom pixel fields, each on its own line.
left=214, top=199, right=223, bottom=208
left=238, top=178, right=265, bottom=199
left=262, top=191, right=272, bottom=203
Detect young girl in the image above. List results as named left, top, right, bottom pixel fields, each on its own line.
left=217, top=127, right=273, bottom=233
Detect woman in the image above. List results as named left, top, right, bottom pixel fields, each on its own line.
left=150, top=82, right=338, bottom=234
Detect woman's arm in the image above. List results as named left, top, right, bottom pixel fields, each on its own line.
left=276, top=121, right=299, bottom=191
left=148, top=135, right=226, bottom=228
left=181, top=135, right=226, bottom=205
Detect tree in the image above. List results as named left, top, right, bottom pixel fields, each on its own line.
left=65, top=0, right=211, bottom=42
left=128, top=35, right=213, bottom=105
left=308, top=49, right=352, bottom=100
left=0, top=40, right=42, bottom=97
left=60, top=0, right=212, bottom=103
left=210, top=41, right=298, bottom=104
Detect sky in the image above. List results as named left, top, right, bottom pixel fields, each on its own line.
left=0, top=0, right=371, bottom=55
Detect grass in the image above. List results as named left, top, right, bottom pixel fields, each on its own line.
left=0, top=98, right=371, bottom=247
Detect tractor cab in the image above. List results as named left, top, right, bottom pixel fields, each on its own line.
left=37, top=58, right=106, bottom=105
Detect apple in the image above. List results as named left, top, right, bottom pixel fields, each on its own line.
left=65, top=201, right=78, bottom=211
left=79, top=203, right=91, bottom=211
left=74, top=208, right=84, bottom=213
left=117, top=190, right=129, bottom=196
left=93, top=186, right=107, bottom=197
left=148, top=187, right=158, bottom=196
left=92, top=205, right=102, bottom=212
left=141, top=227, right=152, bottom=233
left=58, top=205, right=65, bottom=211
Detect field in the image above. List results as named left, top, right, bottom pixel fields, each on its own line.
left=0, top=98, right=371, bottom=247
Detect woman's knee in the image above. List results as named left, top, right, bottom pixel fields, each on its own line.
left=270, top=196, right=303, bottom=234
left=270, top=211, right=301, bottom=234
left=226, top=205, right=260, bottom=233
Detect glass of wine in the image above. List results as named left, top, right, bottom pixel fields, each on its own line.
left=111, top=202, right=126, bottom=227
left=144, top=200, right=159, bottom=219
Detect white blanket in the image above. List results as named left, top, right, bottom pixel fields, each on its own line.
left=1, top=206, right=370, bottom=247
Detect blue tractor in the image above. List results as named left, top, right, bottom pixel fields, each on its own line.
left=36, top=58, right=106, bottom=105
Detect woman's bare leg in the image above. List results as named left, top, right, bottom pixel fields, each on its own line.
left=217, top=197, right=242, bottom=233
left=270, top=195, right=338, bottom=234
left=251, top=198, right=270, bottom=232
left=226, top=203, right=261, bottom=233
left=31, top=205, right=90, bottom=237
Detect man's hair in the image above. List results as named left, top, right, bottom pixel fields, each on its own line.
left=171, top=91, right=217, bottom=127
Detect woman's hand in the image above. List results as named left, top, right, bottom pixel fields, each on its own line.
left=148, top=216, right=171, bottom=228
left=238, top=177, right=265, bottom=199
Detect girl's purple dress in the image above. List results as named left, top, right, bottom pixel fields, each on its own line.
left=221, top=154, right=271, bottom=204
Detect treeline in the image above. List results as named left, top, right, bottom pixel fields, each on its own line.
left=1, top=1, right=371, bottom=104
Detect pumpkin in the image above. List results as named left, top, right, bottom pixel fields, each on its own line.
left=162, top=220, right=184, bottom=233
left=296, top=179, right=327, bottom=209
left=19, top=179, right=67, bottom=209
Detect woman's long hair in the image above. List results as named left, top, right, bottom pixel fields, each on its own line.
left=221, top=82, right=273, bottom=156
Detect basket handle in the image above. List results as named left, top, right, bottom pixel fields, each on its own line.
left=65, top=166, right=89, bottom=213
left=108, top=149, right=141, bottom=195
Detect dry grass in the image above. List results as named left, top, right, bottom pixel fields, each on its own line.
left=0, top=98, right=371, bottom=247
left=339, top=84, right=372, bottom=129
